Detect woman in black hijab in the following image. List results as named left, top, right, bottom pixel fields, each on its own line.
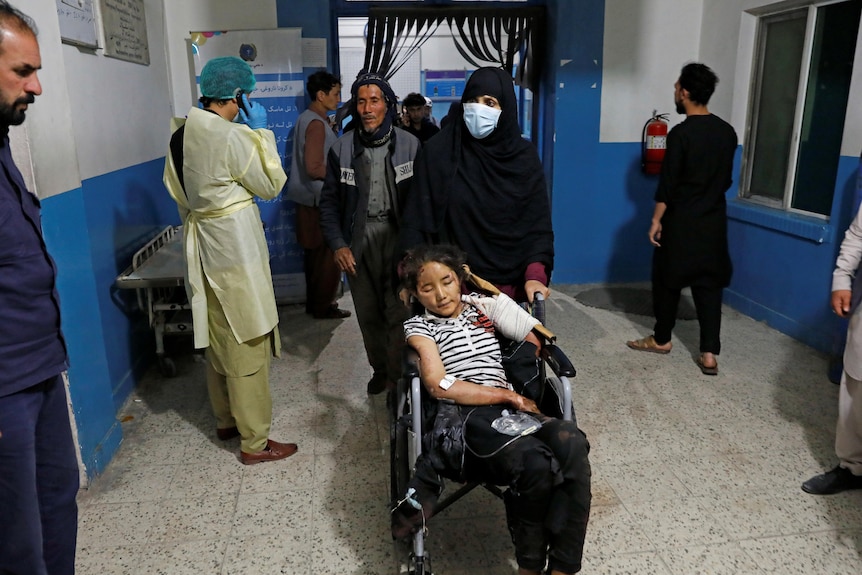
left=400, top=67, right=554, bottom=303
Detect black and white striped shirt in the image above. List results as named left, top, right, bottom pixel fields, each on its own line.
left=404, top=293, right=538, bottom=390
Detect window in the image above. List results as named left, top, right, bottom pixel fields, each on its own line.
left=742, top=0, right=861, bottom=217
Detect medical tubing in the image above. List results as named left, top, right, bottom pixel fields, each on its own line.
left=462, top=407, right=541, bottom=459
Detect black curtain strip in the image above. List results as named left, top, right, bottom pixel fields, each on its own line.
left=363, top=14, right=441, bottom=79
left=362, top=7, right=544, bottom=92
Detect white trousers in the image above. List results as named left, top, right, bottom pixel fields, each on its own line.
left=836, top=371, right=862, bottom=475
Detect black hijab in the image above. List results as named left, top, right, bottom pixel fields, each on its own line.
left=401, top=67, right=553, bottom=286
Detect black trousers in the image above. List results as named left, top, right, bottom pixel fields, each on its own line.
left=409, top=407, right=591, bottom=573
left=652, top=278, right=724, bottom=354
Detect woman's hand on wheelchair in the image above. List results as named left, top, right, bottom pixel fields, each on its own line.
left=525, top=280, right=550, bottom=303
left=508, top=392, right=540, bottom=415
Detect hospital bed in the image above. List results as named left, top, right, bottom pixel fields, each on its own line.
left=114, top=225, right=191, bottom=377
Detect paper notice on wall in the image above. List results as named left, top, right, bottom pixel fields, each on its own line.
left=302, top=38, right=327, bottom=68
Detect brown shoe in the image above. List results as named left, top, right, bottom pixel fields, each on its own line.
left=240, top=440, right=298, bottom=465
left=216, top=426, right=240, bottom=440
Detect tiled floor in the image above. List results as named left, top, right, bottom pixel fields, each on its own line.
left=75, top=285, right=862, bottom=574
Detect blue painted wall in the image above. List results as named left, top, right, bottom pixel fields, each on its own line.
left=41, top=158, right=178, bottom=476
left=302, top=0, right=857, bottom=357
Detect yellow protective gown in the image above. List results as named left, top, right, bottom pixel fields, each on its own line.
left=163, top=107, right=287, bottom=350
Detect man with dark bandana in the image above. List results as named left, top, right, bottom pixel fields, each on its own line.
left=319, top=73, right=420, bottom=394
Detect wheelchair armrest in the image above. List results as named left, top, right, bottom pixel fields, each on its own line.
left=541, top=344, right=576, bottom=378
left=403, top=347, right=420, bottom=379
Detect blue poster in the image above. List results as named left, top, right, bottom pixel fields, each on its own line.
left=190, top=28, right=305, bottom=303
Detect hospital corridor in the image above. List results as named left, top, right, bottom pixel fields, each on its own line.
left=73, top=286, right=862, bottom=575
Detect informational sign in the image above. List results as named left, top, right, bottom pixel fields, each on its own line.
left=56, top=0, right=99, bottom=48
left=190, top=29, right=306, bottom=303
left=100, top=0, right=150, bottom=65
left=424, top=69, right=472, bottom=100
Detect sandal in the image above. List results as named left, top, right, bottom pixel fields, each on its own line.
left=626, top=335, right=671, bottom=354
left=696, top=354, right=718, bottom=375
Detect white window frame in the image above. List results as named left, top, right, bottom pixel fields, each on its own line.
left=741, top=0, right=855, bottom=218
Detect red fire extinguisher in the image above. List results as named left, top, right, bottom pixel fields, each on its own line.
left=642, top=111, right=669, bottom=175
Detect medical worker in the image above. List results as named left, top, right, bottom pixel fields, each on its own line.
left=163, top=57, right=297, bottom=465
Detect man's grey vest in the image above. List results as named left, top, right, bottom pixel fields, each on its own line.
left=287, top=108, right=338, bottom=206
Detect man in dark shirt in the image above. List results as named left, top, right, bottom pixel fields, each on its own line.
left=0, top=4, right=79, bottom=574
left=400, top=92, right=440, bottom=143
left=626, top=63, right=737, bottom=376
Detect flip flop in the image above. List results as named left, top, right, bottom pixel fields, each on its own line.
left=696, top=355, right=718, bottom=375
left=626, top=335, right=671, bottom=354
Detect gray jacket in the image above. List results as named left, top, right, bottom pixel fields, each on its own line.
left=319, top=128, right=420, bottom=264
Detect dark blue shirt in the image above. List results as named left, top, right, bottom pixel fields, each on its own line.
left=0, top=135, right=67, bottom=396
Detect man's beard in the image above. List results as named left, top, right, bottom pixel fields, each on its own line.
left=675, top=97, right=685, bottom=115
left=0, top=95, right=34, bottom=127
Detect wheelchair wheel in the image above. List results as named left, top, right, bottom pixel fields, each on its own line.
left=389, top=377, right=412, bottom=506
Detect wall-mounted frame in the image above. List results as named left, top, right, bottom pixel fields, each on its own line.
left=100, top=0, right=150, bottom=65
left=56, top=0, right=99, bottom=49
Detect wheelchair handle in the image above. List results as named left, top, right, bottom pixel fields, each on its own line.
left=533, top=292, right=545, bottom=326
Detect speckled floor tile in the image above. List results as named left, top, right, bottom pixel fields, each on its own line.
left=666, top=453, right=762, bottom=498
left=222, top=532, right=311, bottom=575
left=110, top=432, right=191, bottom=466
left=83, top=463, right=177, bottom=504
left=146, top=494, right=237, bottom=543
left=77, top=501, right=161, bottom=547
left=583, top=503, right=656, bottom=557
left=580, top=551, right=673, bottom=574
left=75, top=544, right=143, bottom=575
left=696, top=491, right=803, bottom=539
left=739, top=531, right=862, bottom=574
left=240, top=452, right=314, bottom=494
left=659, top=542, right=765, bottom=574
left=165, top=461, right=243, bottom=499
left=139, top=538, right=228, bottom=575
left=600, top=458, right=691, bottom=504
left=625, top=497, right=732, bottom=548
left=232, top=489, right=312, bottom=536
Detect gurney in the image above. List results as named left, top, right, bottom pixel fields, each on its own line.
left=115, top=225, right=191, bottom=377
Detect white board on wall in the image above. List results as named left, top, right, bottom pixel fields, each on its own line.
left=56, top=0, right=99, bottom=48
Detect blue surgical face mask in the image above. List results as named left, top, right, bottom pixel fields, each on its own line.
left=462, top=102, right=501, bottom=139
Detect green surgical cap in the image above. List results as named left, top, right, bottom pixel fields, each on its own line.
left=200, top=57, right=256, bottom=100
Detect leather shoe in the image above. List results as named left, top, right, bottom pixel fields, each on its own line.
left=802, top=465, right=862, bottom=495
left=367, top=372, right=389, bottom=395
left=312, top=305, right=351, bottom=319
left=216, top=426, right=240, bottom=441
left=240, top=440, right=298, bottom=465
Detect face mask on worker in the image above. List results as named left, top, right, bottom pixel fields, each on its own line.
left=462, top=103, right=501, bottom=139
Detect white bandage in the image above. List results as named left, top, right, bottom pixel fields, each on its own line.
left=439, top=374, right=456, bottom=390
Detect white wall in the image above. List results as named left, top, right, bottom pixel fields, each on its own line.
left=699, top=0, right=743, bottom=124
left=65, top=0, right=171, bottom=180
left=600, top=0, right=704, bottom=142
left=15, top=0, right=81, bottom=199
left=16, top=0, right=174, bottom=196
left=163, top=0, right=279, bottom=116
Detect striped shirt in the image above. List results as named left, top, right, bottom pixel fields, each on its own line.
left=404, top=292, right=537, bottom=390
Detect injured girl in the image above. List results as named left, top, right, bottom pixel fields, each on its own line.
left=392, top=243, right=592, bottom=575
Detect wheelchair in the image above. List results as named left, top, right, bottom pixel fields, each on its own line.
left=388, top=284, right=579, bottom=575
